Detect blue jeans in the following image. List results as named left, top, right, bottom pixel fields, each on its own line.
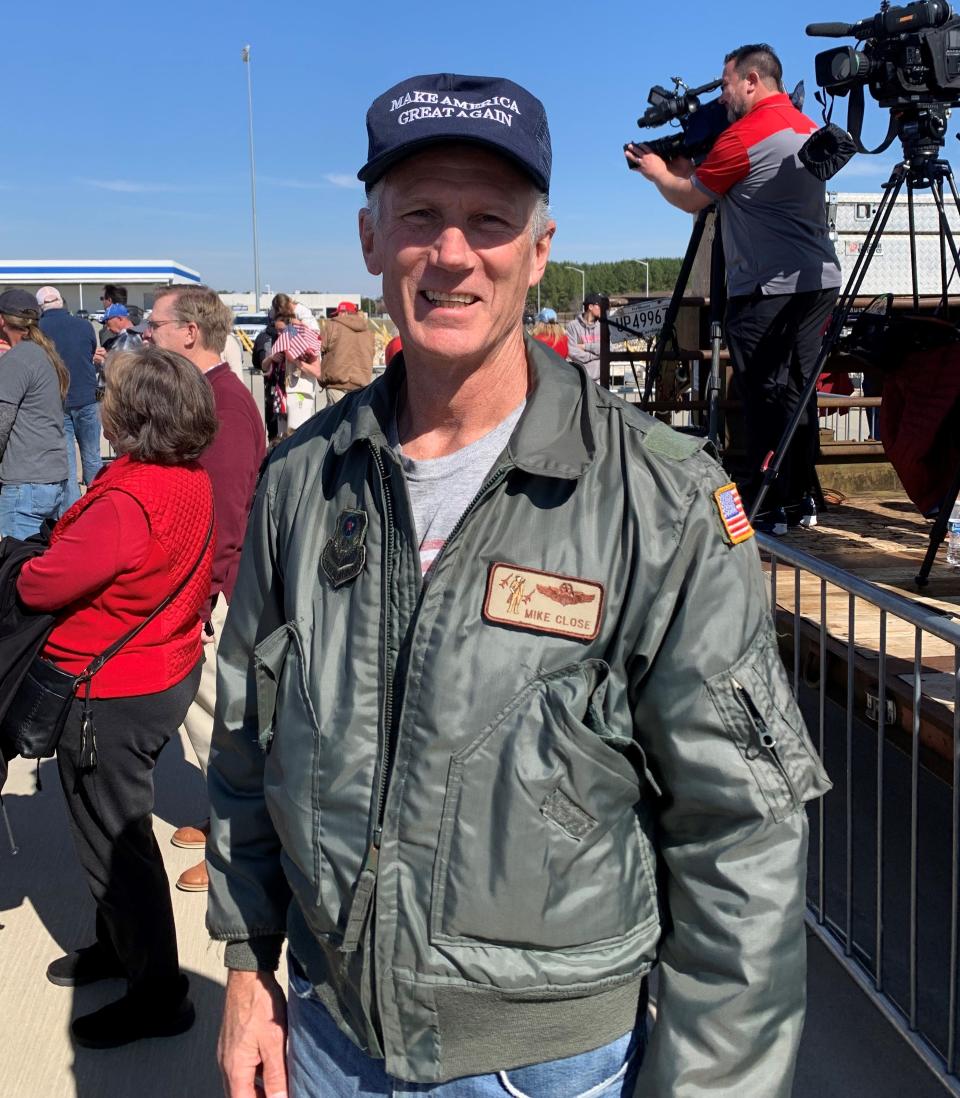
left=0, top=481, right=64, bottom=539
left=287, top=956, right=644, bottom=1097
left=63, top=403, right=103, bottom=509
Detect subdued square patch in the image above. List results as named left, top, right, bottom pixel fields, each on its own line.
left=540, top=787, right=597, bottom=841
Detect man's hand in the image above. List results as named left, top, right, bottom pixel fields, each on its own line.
left=624, top=143, right=669, bottom=182
left=93, top=346, right=106, bottom=366
left=218, top=969, right=288, bottom=1098
left=624, top=143, right=712, bottom=214
left=625, top=144, right=694, bottom=180
left=298, top=350, right=323, bottom=381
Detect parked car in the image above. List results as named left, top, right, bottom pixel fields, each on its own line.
left=233, top=312, right=269, bottom=339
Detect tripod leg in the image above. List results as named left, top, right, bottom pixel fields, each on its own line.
left=749, top=169, right=908, bottom=522
left=938, top=173, right=950, bottom=315
left=645, top=207, right=710, bottom=405
left=908, top=176, right=920, bottom=312
left=916, top=463, right=960, bottom=586
left=927, top=167, right=960, bottom=296
left=707, top=215, right=726, bottom=445
left=942, top=168, right=960, bottom=285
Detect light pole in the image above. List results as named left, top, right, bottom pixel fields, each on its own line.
left=638, top=260, right=650, bottom=297
left=564, top=265, right=585, bottom=306
left=242, top=45, right=262, bottom=313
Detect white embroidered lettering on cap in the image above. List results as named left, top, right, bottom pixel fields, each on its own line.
left=399, top=107, right=515, bottom=126
left=390, top=92, right=521, bottom=114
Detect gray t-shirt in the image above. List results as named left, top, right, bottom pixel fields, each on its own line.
left=391, top=403, right=524, bottom=581
left=0, top=340, right=68, bottom=485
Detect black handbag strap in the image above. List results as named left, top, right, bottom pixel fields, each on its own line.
left=76, top=511, right=215, bottom=685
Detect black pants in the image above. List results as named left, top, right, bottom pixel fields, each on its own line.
left=56, top=661, right=202, bottom=1000
left=726, top=287, right=838, bottom=513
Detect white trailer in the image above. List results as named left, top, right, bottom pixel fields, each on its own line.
left=829, top=189, right=960, bottom=297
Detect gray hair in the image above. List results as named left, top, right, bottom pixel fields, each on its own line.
left=364, top=177, right=551, bottom=241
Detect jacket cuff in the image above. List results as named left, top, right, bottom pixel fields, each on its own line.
left=224, top=935, right=285, bottom=971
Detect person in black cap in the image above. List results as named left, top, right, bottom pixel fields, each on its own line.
left=208, top=70, right=826, bottom=1098
left=565, top=291, right=604, bottom=381
left=0, top=289, right=70, bottom=538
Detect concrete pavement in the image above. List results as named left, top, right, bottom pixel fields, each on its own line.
left=0, top=732, right=952, bottom=1097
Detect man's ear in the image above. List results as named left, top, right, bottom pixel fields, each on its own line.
left=359, top=208, right=382, bottom=277
left=529, top=220, right=556, bottom=289
left=183, top=321, right=201, bottom=351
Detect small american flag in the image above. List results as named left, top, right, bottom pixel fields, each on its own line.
left=272, top=323, right=321, bottom=360
left=714, top=483, right=754, bottom=545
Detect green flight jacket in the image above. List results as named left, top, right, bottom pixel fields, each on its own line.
left=206, top=339, right=832, bottom=1093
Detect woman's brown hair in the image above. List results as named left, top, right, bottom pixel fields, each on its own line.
left=0, top=313, right=70, bottom=400
left=100, top=346, right=218, bottom=464
left=271, top=293, right=295, bottom=320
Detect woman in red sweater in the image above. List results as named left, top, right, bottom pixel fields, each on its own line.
left=17, top=345, right=217, bottom=1049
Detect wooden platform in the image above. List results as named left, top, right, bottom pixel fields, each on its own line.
left=761, top=492, right=960, bottom=763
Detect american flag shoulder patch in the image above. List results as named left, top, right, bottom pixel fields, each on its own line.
left=713, top=483, right=754, bottom=545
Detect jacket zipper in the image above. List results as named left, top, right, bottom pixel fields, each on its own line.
left=429, top=465, right=509, bottom=575
left=732, top=679, right=799, bottom=808
left=340, top=455, right=509, bottom=952
left=341, top=443, right=396, bottom=952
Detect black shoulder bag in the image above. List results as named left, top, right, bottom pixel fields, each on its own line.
left=0, top=514, right=213, bottom=772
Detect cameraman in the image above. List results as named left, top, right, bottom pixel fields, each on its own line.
left=627, top=43, right=841, bottom=533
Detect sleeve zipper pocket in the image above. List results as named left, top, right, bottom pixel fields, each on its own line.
left=732, top=678, right=800, bottom=810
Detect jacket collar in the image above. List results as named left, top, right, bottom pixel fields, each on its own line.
left=331, top=335, right=594, bottom=480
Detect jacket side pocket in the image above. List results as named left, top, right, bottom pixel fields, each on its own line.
left=706, top=623, right=832, bottom=822
left=253, top=624, right=294, bottom=752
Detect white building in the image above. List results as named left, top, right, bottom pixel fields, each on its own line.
left=0, top=259, right=201, bottom=313
left=218, top=291, right=362, bottom=317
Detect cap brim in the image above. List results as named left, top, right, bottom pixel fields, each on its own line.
left=358, top=134, right=549, bottom=194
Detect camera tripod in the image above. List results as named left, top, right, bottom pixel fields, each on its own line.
left=632, top=205, right=726, bottom=443
left=749, top=104, right=960, bottom=586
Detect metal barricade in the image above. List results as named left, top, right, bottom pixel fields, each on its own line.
left=758, top=533, right=960, bottom=1092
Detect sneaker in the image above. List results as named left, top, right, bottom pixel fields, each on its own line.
left=754, top=507, right=788, bottom=536
left=798, top=495, right=818, bottom=529
left=175, top=859, right=209, bottom=893
left=171, top=819, right=209, bottom=850
left=46, top=943, right=125, bottom=988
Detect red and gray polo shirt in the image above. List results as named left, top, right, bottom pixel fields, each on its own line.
left=692, top=93, right=841, bottom=298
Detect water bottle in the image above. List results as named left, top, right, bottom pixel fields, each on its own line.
left=947, top=502, right=960, bottom=567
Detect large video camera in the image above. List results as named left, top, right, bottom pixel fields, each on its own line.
left=631, top=77, right=728, bottom=163
left=630, top=75, right=805, bottom=165
left=808, top=0, right=960, bottom=107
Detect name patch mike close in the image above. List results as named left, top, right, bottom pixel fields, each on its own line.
left=483, top=563, right=604, bottom=641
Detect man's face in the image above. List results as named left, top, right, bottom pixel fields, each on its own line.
left=105, top=316, right=127, bottom=334
left=586, top=302, right=601, bottom=321
left=142, top=294, right=193, bottom=355
left=720, top=60, right=752, bottom=123
left=360, top=144, right=554, bottom=368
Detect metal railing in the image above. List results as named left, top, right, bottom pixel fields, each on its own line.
left=759, top=533, right=960, bottom=1092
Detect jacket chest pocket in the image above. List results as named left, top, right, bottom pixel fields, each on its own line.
left=253, top=622, right=333, bottom=925
left=253, top=624, right=296, bottom=752
left=430, top=661, right=659, bottom=952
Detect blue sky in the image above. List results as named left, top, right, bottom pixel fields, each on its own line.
left=4, top=0, right=911, bottom=296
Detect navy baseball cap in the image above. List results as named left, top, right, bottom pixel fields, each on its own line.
left=0, top=288, right=41, bottom=320
left=103, top=304, right=129, bottom=321
left=358, top=73, right=552, bottom=193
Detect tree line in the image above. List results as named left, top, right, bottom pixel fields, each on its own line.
left=359, top=256, right=682, bottom=319
left=527, top=258, right=682, bottom=314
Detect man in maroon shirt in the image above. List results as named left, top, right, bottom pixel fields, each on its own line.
left=144, top=284, right=266, bottom=891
